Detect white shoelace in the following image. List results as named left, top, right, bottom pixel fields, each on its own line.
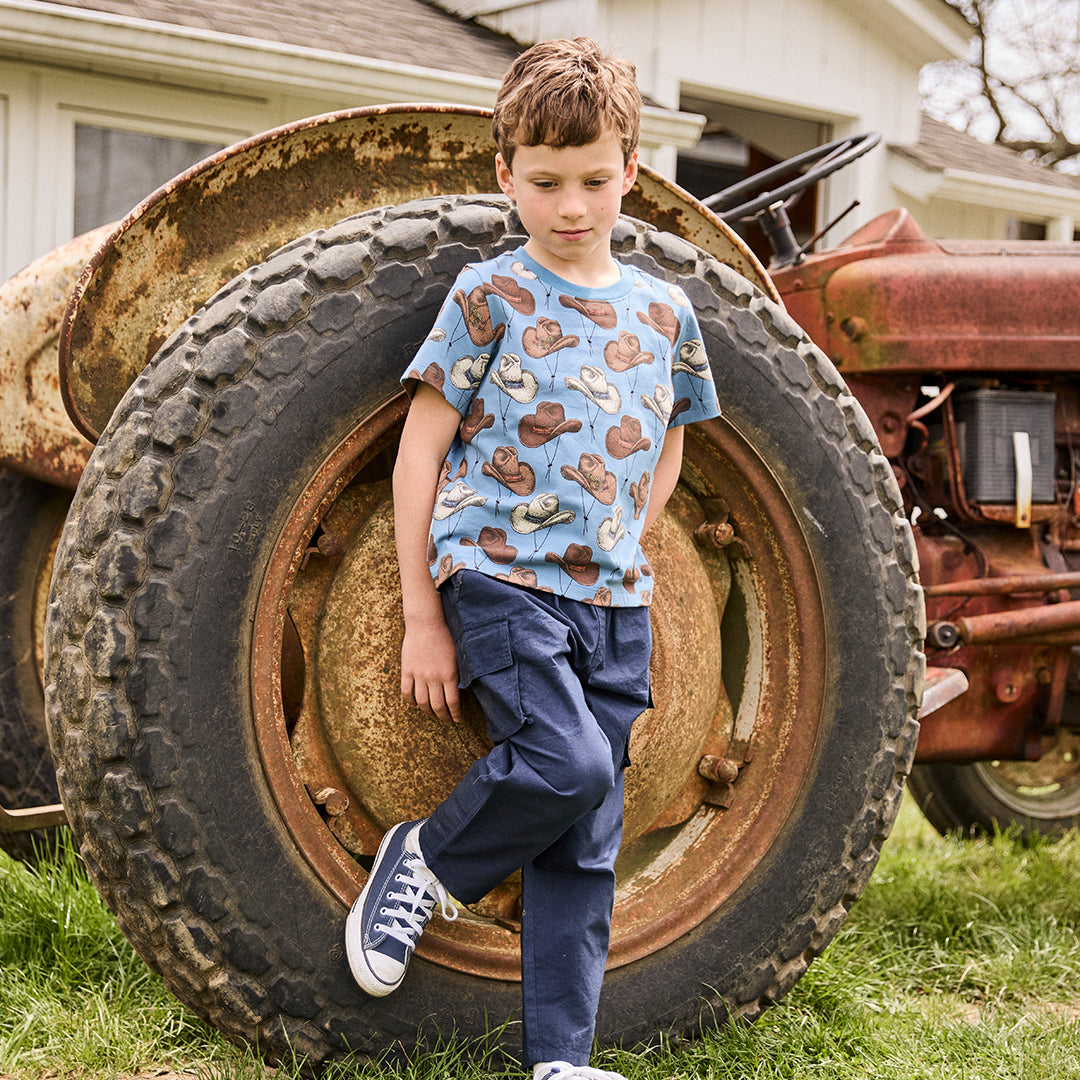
left=374, top=854, right=458, bottom=948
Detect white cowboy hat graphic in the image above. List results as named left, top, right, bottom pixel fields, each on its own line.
left=433, top=479, right=488, bottom=520
left=564, top=365, right=621, bottom=413
left=491, top=352, right=539, bottom=403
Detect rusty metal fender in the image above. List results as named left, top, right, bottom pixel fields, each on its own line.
left=0, top=227, right=108, bottom=489
left=59, top=103, right=776, bottom=443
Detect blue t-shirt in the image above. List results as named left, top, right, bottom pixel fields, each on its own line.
left=401, top=246, right=721, bottom=606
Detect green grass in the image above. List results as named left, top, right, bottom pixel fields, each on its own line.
left=3, top=794, right=1080, bottom=1080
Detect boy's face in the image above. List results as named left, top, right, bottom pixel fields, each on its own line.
left=495, top=133, right=638, bottom=286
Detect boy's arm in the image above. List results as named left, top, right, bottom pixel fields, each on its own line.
left=393, top=382, right=466, bottom=724
left=641, top=424, right=684, bottom=536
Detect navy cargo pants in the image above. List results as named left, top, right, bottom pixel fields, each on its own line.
left=419, top=569, right=652, bottom=1067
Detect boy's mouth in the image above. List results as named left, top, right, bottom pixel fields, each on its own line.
left=556, top=228, right=590, bottom=241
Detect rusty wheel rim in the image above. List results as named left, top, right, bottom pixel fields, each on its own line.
left=978, top=731, right=1080, bottom=819
left=252, top=408, right=827, bottom=979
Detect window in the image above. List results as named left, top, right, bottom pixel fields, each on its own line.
left=74, top=124, right=224, bottom=234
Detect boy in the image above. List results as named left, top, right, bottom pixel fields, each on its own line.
left=345, top=36, right=720, bottom=1080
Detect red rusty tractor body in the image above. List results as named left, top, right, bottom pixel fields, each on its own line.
left=770, top=206, right=1080, bottom=831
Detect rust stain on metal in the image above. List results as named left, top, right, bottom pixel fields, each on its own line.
left=250, top=400, right=830, bottom=980
left=0, top=227, right=104, bottom=487
left=60, top=105, right=775, bottom=442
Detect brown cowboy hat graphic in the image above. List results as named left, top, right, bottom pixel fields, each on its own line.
left=434, top=552, right=465, bottom=586
left=482, top=273, right=536, bottom=315
left=603, top=331, right=654, bottom=372
left=406, top=363, right=445, bottom=392
left=454, top=285, right=506, bottom=347
left=605, top=415, right=652, bottom=459
left=460, top=397, right=494, bottom=443
left=561, top=452, right=616, bottom=505
left=495, top=566, right=538, bottom=587
left=559, top=295, right=618, bottom=329
left=518, top=401, right=582, bottom=447
left=460, top=525, right=518, bottom=565
left=565, top=366, right=621, bottom=414
left=481, top=446, right=536, bottom=495
left=636, top=301, right=679, bottom=345
left=523, top=317, right=580, bottom=358
left=629, top=471, right=651, bottom=519
left=545, top=542, right=600, bottom=585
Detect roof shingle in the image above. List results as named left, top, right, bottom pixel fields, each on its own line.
left=894, top=113, right=1080, bottom=192
left=37, top=0, right=522, bottom=80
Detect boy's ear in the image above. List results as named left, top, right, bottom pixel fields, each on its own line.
left=495, top=153, right=515, bottom=200
left=621, top=150, right=640, bottom=196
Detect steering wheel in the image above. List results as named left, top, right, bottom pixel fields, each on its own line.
left=702, top=132, right=881, bottom=222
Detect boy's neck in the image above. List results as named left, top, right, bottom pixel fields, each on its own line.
left=522, top=239, right=622, bottom=289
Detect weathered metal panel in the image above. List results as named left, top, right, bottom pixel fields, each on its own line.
left=0, top=228, right=105, bottom=489
left=60, top=104, right=774, bottom=442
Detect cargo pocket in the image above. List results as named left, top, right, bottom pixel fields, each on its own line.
left=456, top=617, right=525, bottom=743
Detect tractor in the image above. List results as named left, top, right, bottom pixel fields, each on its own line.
left=4, top=101, right=1055, bottom=1064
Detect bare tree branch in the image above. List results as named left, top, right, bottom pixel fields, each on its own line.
left=924, top=0, right=1080, bottom=171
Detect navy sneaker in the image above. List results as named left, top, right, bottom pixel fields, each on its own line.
left=534, top=1065, right=628, bottom=1080
left=345, top=820, right=457, bottom=996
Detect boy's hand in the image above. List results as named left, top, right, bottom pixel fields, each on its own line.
left=401, top=615, right=463, bottom=724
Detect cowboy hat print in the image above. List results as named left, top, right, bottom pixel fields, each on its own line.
left=509, top=493, right=576, bottom=534
left=460, top=398, right=495, bottom=444
left=434, top=552, right=466, bottom=586
left=640, top=385, right=693, bottom=428
left=565, top=365, right=621, bottom=414
left=561, top=452, right=617, bottom=505
left=433, top=479, right=488, bottom=519
left=605, top=415, right=652, bottom=459
left=597, top=505, right=626, bottom=551
left=559, top=295, right=618, bottom=329
left=450, top=352, right=492, bottom=391
left=544, top=542, right=601, bottom=586
left=629, top=472, right=651, bottom=519
left=603, top=331, right=654, bottom=372
left=482, top=274, right=536, bottom=315
left=491, top=353, right=539, bottom=404
left=523, top=317, right=579, bottom=359
left=641, top=383, right=674, bottom=425
left=636, top=301, right=679, bottom=345
left=667, top=283, right=691, bottom=308
left=460, top=525, right=518, bottom=565
left=672, top=339, right=711, bottom=379
left=518, top=401, right=582, bottom=447
left=453, top=285, right=507, bottom=347
left=481, top=446, right=536, bottom=495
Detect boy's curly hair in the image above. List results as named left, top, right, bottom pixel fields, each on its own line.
left=492, top=37, right=642, bottom=166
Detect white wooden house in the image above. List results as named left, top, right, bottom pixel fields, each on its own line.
left=1, top=0, right=1077, bottom=283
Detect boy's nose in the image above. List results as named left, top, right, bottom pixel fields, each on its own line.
left=558, top=191, right=586, bottom=219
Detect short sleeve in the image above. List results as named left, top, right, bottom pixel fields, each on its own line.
left=667, top=287, right=721, bottom=427
left=400, top=265, right=506, bottom=417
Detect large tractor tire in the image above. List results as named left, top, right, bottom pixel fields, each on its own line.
left=908, top=736, right=1080, bottom=839
left=0, top=469, right=68, bottom=858
left=44, top=196, right=924, bottom=1064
